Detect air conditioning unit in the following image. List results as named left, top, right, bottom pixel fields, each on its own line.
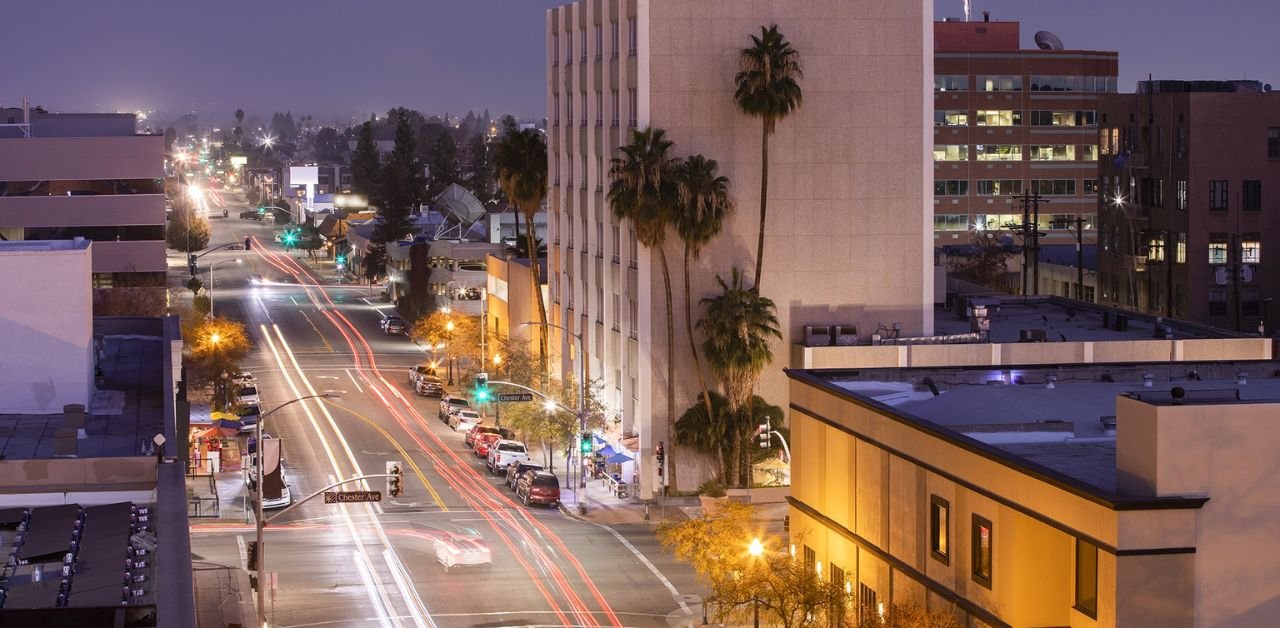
left=1019, top=329, right=1047, bottom=342
left=834, top=325, right=859, bottom=346
left=803, top=325, right=833, bottom=347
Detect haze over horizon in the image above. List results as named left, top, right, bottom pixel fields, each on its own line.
left=2, top=0, right=1276, bottom=122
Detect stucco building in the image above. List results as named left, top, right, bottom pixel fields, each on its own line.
left=1097, top=80, right=1280, bottom=333
left=547, top=0, right=934, bottom=498
left=0, top=107, right=166, bottom=287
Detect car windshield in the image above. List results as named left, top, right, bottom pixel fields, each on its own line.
left=236, top=405, right=260, bottom=417
left=240, top=387, right=257, bottom=396
left=449, top=399, right=470, bottom=408
left=532, top=476, right=559, bottom=489
left=460, top=412, right=479, bottom=419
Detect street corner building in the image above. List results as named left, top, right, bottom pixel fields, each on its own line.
left=547, top=0, right=935, bottom=498
left=785, top=356, right=1280, bottom=627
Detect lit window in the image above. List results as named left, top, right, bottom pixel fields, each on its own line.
left=1176, top=233, right=1187, bottom=264
left=972, top=515, right=993, bottom=588
left=977, top=75, right=1022, bottom=92
left=934, top=75, right=968, bottom=91
left=933, top=214, right=967, bottom=231
left=1209, top=237, right=1228, bottom=264
left=934, top=110, right=968, bottom=126
left=975, top=144, right=1021, bottom=161
left=933, top=145, right=968, bottom=162
left=1242, top=236, right=1261, bottom=264
left=1075, top=539, right=1098, bottom=617
left=1029, top=145, right=1076, bottom=161
left=930, top=496, right=949, bottom=563
left=1080, top=145, right=1099, bottom=161
left=975, top=110, right=1020, bottom=126
left=1176, top=180, right=1188, bottom=210
left=977, top=180, right=1022, bottom=196
left=933, top=180, right=968, bottom=196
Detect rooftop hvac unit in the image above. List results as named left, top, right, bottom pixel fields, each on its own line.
left=834, top=325, right=859, bottom=346
left=803, top=325, right=833, bottom=347
left=1019, top=329, right=1047, bottom=343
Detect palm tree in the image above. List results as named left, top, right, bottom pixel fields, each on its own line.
left=672, top=155, right=734, bottom=422
left=609, top=127, right=681, bottom=492
left=697, top=268, right=781, bottom=487
left=494, top=129, right=550, bottom=371
left=734, top=24, right=803, bottom=292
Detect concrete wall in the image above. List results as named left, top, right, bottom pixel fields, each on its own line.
left=0, top=136, right=164, bottom=180
left=0, top=242, right=94, bottom=413
left=1116, top=396, right=1280, bottom=626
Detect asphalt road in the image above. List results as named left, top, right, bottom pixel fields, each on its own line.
left=188, top=191, right=705, bottom=628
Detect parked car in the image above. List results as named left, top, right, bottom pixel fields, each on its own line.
left=450, top=410, right=483, bottom=432
left=439, top=396, right=471, bottom=422
left=380, top=316, right=406, bottom=335
left=487, top=440, right=530, bottom=474
left=472, top=432, right=502, bottom=457
left=415, top=375, right=444, bottom=398
left=236, top=404, right=261, bottom=433
left=408, top=364, right=437, bottom=386
left=236, top=385, right=261, bottom=406
left=240, top=210, right=263, bottom=220
left=515, top=471, right=561, bottom=507
left=505, top=461, right=545, bottom=489
left=433, top=529, right=491, bottom=573
left=464, top=425, right=514, bottom=449
left=231, top=371, right=256, bottom=387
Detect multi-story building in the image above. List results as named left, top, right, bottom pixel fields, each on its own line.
left=1097, top=80, right=1280, bottom=333
left=547, top=0, right=934, bottom=498
left=0, top=107, right=166, bottom=287
left=933, top=16, right=1117, bottom=300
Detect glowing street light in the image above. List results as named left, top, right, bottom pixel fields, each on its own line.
left=748, top=538, right=764, bottom=557
left=492, top=354, right=502, bottom=366
left=543, top=399, right=558, bottom=413
left=209, top=332, right=221, bottom=345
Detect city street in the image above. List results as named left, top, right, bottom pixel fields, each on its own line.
left=187, top=191, right=705, bottom=628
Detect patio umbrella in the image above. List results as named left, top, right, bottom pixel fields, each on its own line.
left=754, top=457, right=791, bottom=471
left=605, top=452, right=634, bottom=464
left=595, top=444, right=616, bottom=457
left=211, top=418, right=243, bottom=431
left=199, top=426, right=238, bottom=439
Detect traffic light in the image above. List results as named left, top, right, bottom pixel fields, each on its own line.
left=656, top=441, right=665, bottom=477
left=282, top=230, right=297, bottom=247
left=244, top=237, right=252, bottom=251
left=759, top=421, right=771, bottom=449
left=335, top=254, right=345, bottom=269
left=579, top=433, right=592, bottom=454
left=386, top=461, right=404, bottom=497
left=474, top=372, right=489, bottom=402
left=187, top=254, right=197, bottom=276
left=246, top=541, right=259, bottom=571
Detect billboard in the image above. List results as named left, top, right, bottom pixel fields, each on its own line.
left=229, top=155, right=248, bottom=167
left=289, top=166, right=318, bottom=186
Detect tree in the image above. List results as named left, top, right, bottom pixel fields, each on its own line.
left=362, top=242, right=387, bottom=283
left=852, top=603, right=965, bottom=628
left=376, top=112, right=425, bottom=242
left=697, top=268, right=781, bottom=487
left=426, top=131, right=460, bottom=200
left=312, top=126, right=345, bottom=163
left=608, top=127, right=680, bottom=491
left=351, top=122, right=380, bottom=204
left=186, top=276, right=204, bottom=297
left=948, top=233, right=1013, bottom=291
left=167, top=203, right=211, bottom=252
left=466, top=134, right=495, bottom=204
left=676, top=392, right=780, bottom=483
left=734, top=24, right=804, bottom=292
left=186, top=317, right=252, bottom=409
left=410, top=311, right=482, bottom=364
left=672, top=154, right=734, bottom=422
left=511, top=236, right=546, bottom=259
left=493, top=129, right=549, bottom=371
left=164, top=127, right=178, bottom=154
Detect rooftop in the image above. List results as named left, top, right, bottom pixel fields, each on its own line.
left=0, top=239, right=92, bottom=253
left=931, top=296, right=1242, bottom=344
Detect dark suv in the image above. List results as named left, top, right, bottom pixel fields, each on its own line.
left=239, top=210, right=263, bottom=220
left=381, top=316, right=406, bottom=335
left=515, top=471, right=561, bottom=507
left=505, top=461, right=545, bottom=489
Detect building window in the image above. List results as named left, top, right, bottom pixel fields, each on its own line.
left=580, top=155, right=587, bottom=189
left=581, top=93, right=587, bottom=127
left=977, top=179, right=1022, bottom=196
left=628, top=89, right=638, bottom=128
left=611, top=224, right=620, bottom=262
left=1269, top=128, right=1280, bottom=159
left=977, top=75, right=1022, bottom=92
left=933, top=214, right=968, bottom=231
left=594, top=24, right=602, bottom=60
left=1242, top=235, right=1261, bottom=264
left=1243, top=287, right=1261, bottom=316
left=933, top=180, right=969, bottom=196
left=1176, top=180, right=1188, bottom=210
left=566, top=95, right=573, bottom=126
left=553, top=94, right=560, bottom=126
left=566, top=32, right=573, bottom=65
left=975, top=110, right=1019, bottom=126
left=930, top=496, right=950, bottom=564
left=1030, top=110, right=1094, bottom=126
left=552, top=34, right=560, bottom=67
left=595, top=92, right=602, bottom=127
left=596, top=158, right=604, bottom=192
left=1147, top=233, right=1166, bottom=262
left=1032, top=179, right=1077, bottom=196
left=802, top=545, right=816, bottom=572
left=1029, top=144, right=1075, bottom=161
left=975, top=144, right=1022, bottom=162
left=1209, top=288, right=1228, bottom=316
left=933, top=145, right=968, bottom=161
left=1176, top=126, right=1187, bottom=158
left=934, top=110, right=968, bottom=126
left=610, top=21, right=619, bottom=59
left=611, top=90, right=619, bottom=127
left=1176, top=232, right=1187, bottom=264
left=1210, top=180, right=1228, bottom=211
left=627, top=17, right=637, bottom=56
left=1080, top=144, right=1099, bottom=161
left=1075, top=539, right=1098, bottom=618
left=934, top=75, right=968, bottom=91
left=972, top=515, right=993, bottom=588
left=1084, top=179, right=1099, bottom=195
left=1209, top=235, right=1229, bottom=264
left=629, top=234, right=638, bottom=268
left=629, top=298, right=638, bottom=338
left=579, top=28, right=586, bottom=62
left=1243, top=180, right=1262, bottom=211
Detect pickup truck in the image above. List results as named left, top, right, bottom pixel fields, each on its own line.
left=439, top=396, right=471, bottom=422
left=486, top=440, right=530, bottom=474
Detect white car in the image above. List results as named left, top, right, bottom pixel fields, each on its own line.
left=236, top=385, right=261, bottom=406
left=450, top=409, right=482, bottom=431
left=231, top=371, right=256, bottom=388
left=243, top=456, right=292, bottom=509
left=486, top=440, right=530, bottom=474
left=433, top=530, right=491, bottom=573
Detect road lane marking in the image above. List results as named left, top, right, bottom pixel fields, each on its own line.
left=586, top=520, right=691, bottom=615
left=300, top=310, right=335, bottom=352
left=236, top=534, right=248, bottom=571
left=346, top=369, right=365, bottom=393
left=323, top=400, right=447, bottom=512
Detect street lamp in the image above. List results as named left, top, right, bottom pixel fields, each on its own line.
left=254, top=391, right=343, bottom=626
left=209, top=257, right=242, bottom=316
left=519, top=320, right=587, bottom=490
left=748, top=538, right=764, bottom=628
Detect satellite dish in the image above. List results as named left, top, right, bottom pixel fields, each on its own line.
left=1034, top=31, right=1065, bottom=50
left=433, top=183, right=485, bottom=226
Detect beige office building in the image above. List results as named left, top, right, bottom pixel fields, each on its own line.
left=547, top=0, right=934, bottom=498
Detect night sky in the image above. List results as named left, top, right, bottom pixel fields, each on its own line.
left=3, top=0, right=1277, bottom=121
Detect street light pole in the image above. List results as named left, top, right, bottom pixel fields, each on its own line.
left=255, top=391, right=342, bottom=626
left=748, top=538, right=764, bottom=628
left=208, top=258, right=241, bottom=316
left=519, top=321, right=586, bottom=489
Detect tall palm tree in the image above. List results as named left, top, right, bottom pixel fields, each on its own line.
left=672, top=155, right=734, bottom=422
left=494, top=129, right=550, bottom=371
left=697, top=267, right=781, bottom=487
left=734, top=24, right=803, bottom=292
left=608, top=127, right=681, bottom=492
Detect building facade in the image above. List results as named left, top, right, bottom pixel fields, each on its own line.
left=933, top=17, right=1116, bottom=299
left=547, top=0, right=934, bottom=498
left=0, top=109, right=166, bottom=287
left=1097, top=80, right=1280, bottom=333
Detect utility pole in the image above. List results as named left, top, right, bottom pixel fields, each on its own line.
left=1016, top=191, right=1049, bottom=296
left=1077, top=215, right=1086, bottom=301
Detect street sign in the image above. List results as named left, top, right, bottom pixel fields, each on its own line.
left=323, top=490, right=383, bottom=504
left=497, top=392, right=535, bottom=402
